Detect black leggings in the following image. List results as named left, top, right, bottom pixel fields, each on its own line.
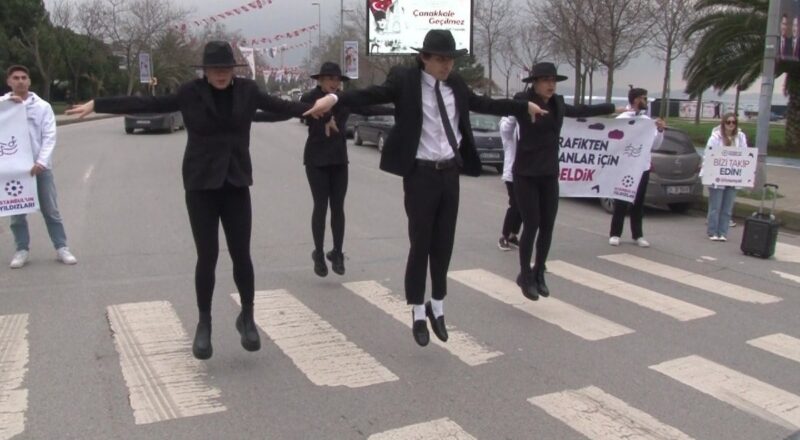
left=185, top=185, right=254, bottom=313
left=514, top=174, right=559, bottom=273
left=305, top=164, right=348, bottom=253
left=501, top=181, right=522, bottom=238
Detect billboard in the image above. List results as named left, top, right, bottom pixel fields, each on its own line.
left=778, top=0, right=800, bottom=62
left=138, top=53, right=152, bottom=84
left=343, top=41, right=359, bottom=79
left=366, top=0, right=473, bottom=55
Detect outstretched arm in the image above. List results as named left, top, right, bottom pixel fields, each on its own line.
left=468, top=92, right=548, bottom=122
left=66, top=94, right=180, bottom=118
left=252, top=111, right=294, bottom=122
left=255, top=91, right=310, bottom=117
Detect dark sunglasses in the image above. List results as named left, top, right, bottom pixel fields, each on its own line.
left=724, top=120, right=737, bottom=125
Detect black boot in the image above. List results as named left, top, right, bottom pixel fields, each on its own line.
left=311, top=250, right=328, bottom=277
left=192, top=312, right=213, bottom=360
left=236, top=306, right=261, bottom=352
left=326, top=249, right=345, bottom=275
left=534, top=266, right=550, bottom=298
left=516, top=272, right=539, bottom=301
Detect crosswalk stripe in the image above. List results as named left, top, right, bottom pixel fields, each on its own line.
left=748, top=333, right=800, bottom=364
left=342, top=281, right=502, bottom=366
left=107, top=301, right=226, bottom=424
left=650, top=355, right=800, bottom=430
left=232, top=291, right=399, bottom=388
left=529, top=385, right=694, bottom=439
left=772, top=270, right=800, bottom=285
left=368, top=417, right=477, bottom=439
left=599, top=254, right=782, bottom=304
left=448, top=269, right=634, bottom=341
left=0, top=314, right=29, bottom=440
left=548, top=260, right=715, bottom=321
left=775, top=242, right=800, bottom=264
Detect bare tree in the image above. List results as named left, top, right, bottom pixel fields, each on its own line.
left=15, top=20, right=61, bottom=100
left=474, top=0, right=515, bottom=96
left=650, top=0, right=695, bottom=118
left=577, top=0, right=655, bottom=103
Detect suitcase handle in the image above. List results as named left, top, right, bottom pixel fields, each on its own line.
left=758, top=183, right=779, bottom=216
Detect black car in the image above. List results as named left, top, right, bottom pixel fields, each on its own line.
left=470, top=112, right=504, bottom=173
left=353, top=115, right=395, bottom=152
left=124, top=111, right=184, bottom=134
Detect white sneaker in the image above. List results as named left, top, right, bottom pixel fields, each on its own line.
left=609, top=236, right=620, bottom=246
left=56, top=247, right=77, bottom=265
left=636, top=238, right=651, bottom=248
left=718, top=236, right=727, bottom=242
left=9, top=250, right=29, bottom=269
left=709, top=235, right=720, bottom=241
left=729, top=220, right=736, bottom=228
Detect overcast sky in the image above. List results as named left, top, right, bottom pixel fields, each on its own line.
left=48, top=0, right=788, bottom=106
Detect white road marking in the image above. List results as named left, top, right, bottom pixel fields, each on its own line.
left=0, top=314, right=29, bottom=440
left=772, top=270, right=800, bottom=285
left=599, top=254, right=782, bottom=304
left=232, top=291, right=398, bottom=388
left=107, top=301, right=225, bottom=425
left=368, top=418, right=477, bottom=440
left=448, top=269, right=634, bottom=341
left=748, top=333, right=800, bottom=364
left=548, top=260, right=715, bottom=321
left=529, top=385, right=694, bottom=439
left=83, top=164, right=95, bottom=183
left=650, top=355, right=800, bottom=430
left=775, top=242, right=800, bottom=264
left=342, top=281, right=502, bottom=366
left=701, top=256, right=717, bottom=261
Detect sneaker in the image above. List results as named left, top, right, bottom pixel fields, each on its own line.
left=9, top=250, right=29, bottom=269
left=608, top=236, right=620, bottom=246
left=56, top=247, right=77, bottom=265
left=709, top=235, right=720, bottom=241
left=497, top=237, right=512, bottom=251
left=729, top=220, right=737, bottom=228
left=507, top=235, right=519, bottom=249
left=718, top=236, right=727, bottom=242
left=636, top=238, right=650, bottom=248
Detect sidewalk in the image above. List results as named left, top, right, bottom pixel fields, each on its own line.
left=55, top=113, right=119, bottom=126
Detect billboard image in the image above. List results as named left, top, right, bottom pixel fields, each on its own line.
left=778, top=0, right=800, bottom=62
left=367, top=0, right=473, bottom=55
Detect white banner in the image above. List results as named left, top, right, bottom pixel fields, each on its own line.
left=367, top=0, right=472, bottom=55
left=0, top=101, right=39, bottom=217
left=239, top=47, right=256, bottom=79
left=559, top=117, right=656, bottom=203
left=138, top=52, right=152, bottom=84
left=701, top=146, right=757, bottom=188
left=343, top=41, right=359, bottom=79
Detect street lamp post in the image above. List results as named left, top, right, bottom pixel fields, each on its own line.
left=311, top=2, right=321, bottom=50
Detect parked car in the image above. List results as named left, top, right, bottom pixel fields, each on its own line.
left=345, top=113, right=366, bottom=138
left=124, top=111, right=184, bottom=134
left=469, top=112, right=504, bottom=173
left=600, top=127, right=703, bottom=213
left=353, top=115, right=395, bottom=152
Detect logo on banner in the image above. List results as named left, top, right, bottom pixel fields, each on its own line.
left=621, top=175, right=635, bottom=188
left=0, top=136, right=19, bottom=156
left=5, top=180, right=24, bottom=197
left=623, top=144, right=643, bottom=157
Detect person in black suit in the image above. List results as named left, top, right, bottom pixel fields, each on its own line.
left=512, top=63, right=618, bottom=301
left=67, top=41, right=324, bottom=360
left=305, top=30, right=546, bottom=346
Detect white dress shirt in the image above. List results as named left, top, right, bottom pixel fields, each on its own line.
left=499, top=116, right=518, bottom=183
left=417, top=70, right=461, bottom=161
left=0, top=92, right=57, bottom=169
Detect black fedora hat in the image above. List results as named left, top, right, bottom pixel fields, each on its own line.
left=522, top=62, right=568, bottom=83
left=192, top=41, right=248, bottom=68
left=310, top=61, right=350, bottom=81
left=412, top=29, right=468, bottom=58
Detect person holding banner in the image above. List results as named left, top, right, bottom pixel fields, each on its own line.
left=304, top=29, right=546, bottom=346
left=608, top=87, right=665, bottom=248
left=2, top=65, right=78, bottom=269
left=66, top=41, right=329, bottom=360
left=703, top=113, right=748, bottom=241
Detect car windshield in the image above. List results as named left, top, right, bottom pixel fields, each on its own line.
left=653, top=129, right=696, bottom=155
left=469, top=114, right=500, bottom=131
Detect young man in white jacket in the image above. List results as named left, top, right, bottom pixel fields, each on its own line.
left=2, top=65, right=77, bottom=268
left=497, top=115, right=522, bottom=251
left=608, top=87, right=665, bottom=248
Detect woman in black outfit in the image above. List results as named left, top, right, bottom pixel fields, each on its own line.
left=67, top=41, right=321, bottom=360
left=513, top=63, right=617, bottom=301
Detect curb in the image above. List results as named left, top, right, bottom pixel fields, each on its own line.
left=692, top=196, right=800, bottom=233
left=56, top=115, right=119, bottom=127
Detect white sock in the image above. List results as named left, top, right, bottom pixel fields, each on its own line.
left=430, top=299, right=444, bottom=318
left=412, top=304, right=426, bottom=321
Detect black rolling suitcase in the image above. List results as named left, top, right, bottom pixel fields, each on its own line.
left=741, top=183, right=779, bottom=258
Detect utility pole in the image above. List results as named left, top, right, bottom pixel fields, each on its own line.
left=754, top=0, right=781, bottom=189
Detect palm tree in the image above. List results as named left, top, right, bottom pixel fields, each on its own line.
left=684, top=0, right=800, bottom=150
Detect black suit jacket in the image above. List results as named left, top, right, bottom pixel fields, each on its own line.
left=780, top=36, right=794, bottom=58
left=337, top=66, right=529, bottom=177
left=95, top=78, right=310, bottom=190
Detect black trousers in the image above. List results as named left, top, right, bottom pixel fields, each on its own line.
left=403, top=165, right=459, bottom=305
left=514, top=174, right=559, bottom=273
left=305, top=164, right=348, bottom=253
left=610, top=171, right=649, bottom=239
left=185, top=184, right=255, bottom=313
left=501, top=181, right=522, bottom=238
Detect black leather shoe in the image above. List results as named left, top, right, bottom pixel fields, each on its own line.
left=236, top=308, right=261, bottom=352
left=534, top=267, right=550, bottom=298
left=192, top=315, right=213, bottom=360
left=425, top=301, right=448, bottom=342
left=312, top=250, right=328, bottom=277
left=411, top=312, right=430, bottom=347
left=326, top=250, right=345, bottom=275
left=516, top=272, right=539, bottom=301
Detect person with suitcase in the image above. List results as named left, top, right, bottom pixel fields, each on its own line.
left=703, top=113, right=747, bottom=242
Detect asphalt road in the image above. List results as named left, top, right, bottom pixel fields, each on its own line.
left=1, top=117, right=800, bottom=440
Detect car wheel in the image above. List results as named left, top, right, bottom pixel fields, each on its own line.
left=125, top=127, right=134, bottom=134
left=166, top=118, right=175, bottom=133
left=354, top=128, right=363, bottom=146
left=668, top=202, right=692, bottom=214
left=377, top=134, right=385, bottom=152
left=600, top=197, right=615, bottom=214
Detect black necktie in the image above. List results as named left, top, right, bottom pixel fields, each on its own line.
left=434, top=80, right=462, bottom=165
